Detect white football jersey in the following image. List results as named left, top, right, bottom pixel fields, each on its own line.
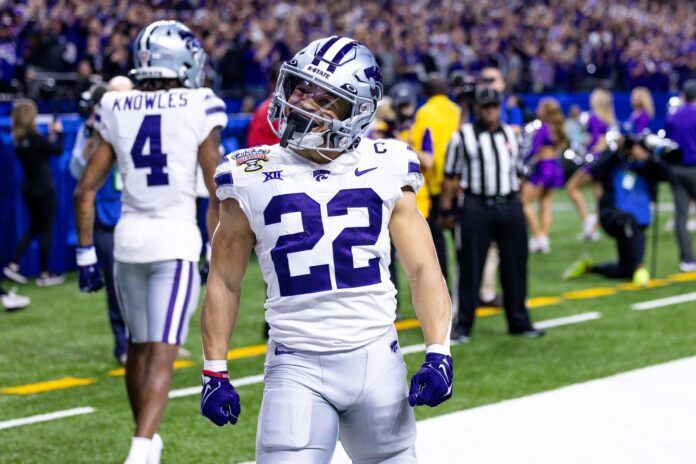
left=215, top=138, right=424, bottom=351
left=95, top=87, right=227, bottom=263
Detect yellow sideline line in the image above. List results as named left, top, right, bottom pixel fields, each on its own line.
left=4, top=271, right=696, bottom=396
left=106, top=360, right=195, bottom=377
left=1, top=377, right=96, bottom=395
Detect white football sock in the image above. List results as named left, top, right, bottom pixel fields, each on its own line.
left=124, top=437, right=152, bottom=464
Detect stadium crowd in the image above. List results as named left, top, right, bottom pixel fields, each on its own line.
left=1, top=0, right=694, bottom=99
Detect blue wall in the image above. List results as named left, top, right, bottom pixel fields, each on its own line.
left=0, top=114, right=251, bottom=276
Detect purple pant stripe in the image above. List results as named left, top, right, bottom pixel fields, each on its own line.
left=175, top=261, right=195, bottom=345
left=162, top=259, right=183, bottom=343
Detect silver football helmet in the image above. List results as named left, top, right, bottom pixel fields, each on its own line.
left=131, top=20, right=206, bottom=88
left=268, top=36, right=383, bottom=153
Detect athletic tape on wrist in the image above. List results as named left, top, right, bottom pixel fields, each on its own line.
left=426, top=344, right=451, bottom=356
left=76, top=246, right=98, bottom=267
left=203, top=359, right=228, bottom=373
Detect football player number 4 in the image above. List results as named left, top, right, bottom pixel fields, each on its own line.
left=264, top=188, right=383, bottom=296
left=131, top=114, right=169, bottom=186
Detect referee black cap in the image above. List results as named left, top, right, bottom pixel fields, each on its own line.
left=475, top=87, right=501, bottom=106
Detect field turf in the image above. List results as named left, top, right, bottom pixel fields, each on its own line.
left=1, top=190, right=695, bottom=463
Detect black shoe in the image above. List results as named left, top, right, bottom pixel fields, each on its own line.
left=509, top=328, right=545, bottom=339
left=450, top=324, right=470, bottom=343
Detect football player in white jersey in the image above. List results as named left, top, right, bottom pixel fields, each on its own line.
left=73, top=21, right=227, bottom=464
left=200, top=36, right=454, bottom=462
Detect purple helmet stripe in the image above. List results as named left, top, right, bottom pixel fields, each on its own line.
left=175, top=261, right=195, bottom=345
left=162, top=259, right=183, bottom=343
left=311, top=35, right=340, bottom=65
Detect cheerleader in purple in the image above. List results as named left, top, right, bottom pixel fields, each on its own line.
left=522, top=98, right=568, bottom=253
left=565, top=88, right=616, bottom=241
left=627, top=87, right=654, bottom=134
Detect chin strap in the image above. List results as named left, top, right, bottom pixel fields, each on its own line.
left=281, top=111, right=318, bottom=148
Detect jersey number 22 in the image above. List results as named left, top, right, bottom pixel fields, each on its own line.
left=265, top=188, right=383, bottom=296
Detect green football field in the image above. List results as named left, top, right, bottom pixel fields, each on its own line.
left=1, top=190, right=696, bottom=463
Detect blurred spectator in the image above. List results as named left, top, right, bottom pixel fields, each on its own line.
left=666, top=80, right=696, bottom=272
left=566, top=88, right=616, bottom=242
left=478, top=67, right=523, bottom=129
left=626, top=87, right=654, bottom=134
left=565, top=105, right=588, bottom=149
left=2, top=0, right=693, bottom=98
left=3, top=98, right=65, bottom=286
left=246, top=64, right=280, bottom=147
left=522, top=98, right=568, bottom=254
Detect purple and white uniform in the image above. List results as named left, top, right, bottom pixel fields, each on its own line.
left=215, top=138, right=423, bottom=462
left=526, top=123, right=564, bottom=189
left=95, top=87, right=227, bottom=344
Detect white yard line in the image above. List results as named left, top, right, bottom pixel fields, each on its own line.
left=631, top=292, right=696, bottom=311
left=0, top=407, right=94, bottom=431
left=534, top=311, right=601, bottom=328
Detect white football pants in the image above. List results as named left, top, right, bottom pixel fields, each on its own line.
left=256, top=326, right=417, bottom=463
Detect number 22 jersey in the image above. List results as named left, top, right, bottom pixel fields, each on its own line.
left=95, top=88, right=227, bottom=263
left=215, top=138, right=424, bottom=351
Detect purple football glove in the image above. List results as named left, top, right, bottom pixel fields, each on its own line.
left=201, top=370, right=241, bottom=426
left=76, top=246, right=104, bottom=292
left=408, top=353, right=453, bottom=407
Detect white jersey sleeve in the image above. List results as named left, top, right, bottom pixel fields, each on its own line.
left=197, top=88, right=228, bottom=145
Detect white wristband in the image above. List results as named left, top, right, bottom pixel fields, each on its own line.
left=76, top=246, right=98, bottom=267
left=203, top=359, right=228, bottom=372
left=426, top=344, right=451, bottom=356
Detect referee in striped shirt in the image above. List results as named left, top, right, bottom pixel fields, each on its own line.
left=441, top=87, right=543, bottom=341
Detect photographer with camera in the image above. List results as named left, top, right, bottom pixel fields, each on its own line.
left=442, top=87, right=542, bottom=341
left=666, top=80, right=696, bottom=272
left=563, top=134, right=672, bottom=284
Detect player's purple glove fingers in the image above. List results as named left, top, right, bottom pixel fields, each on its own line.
left=201, top=370, right=241, bottom=426
left=76, top=246, right=104, bottom=292
left=408, top=353, right=453, bottom=408
left=78, top=265, right=105, bottom=292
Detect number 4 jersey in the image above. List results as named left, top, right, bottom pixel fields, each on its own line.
left=95, top=88, right=227, bottom=263
left=215, top=138, right=424, bottom=351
